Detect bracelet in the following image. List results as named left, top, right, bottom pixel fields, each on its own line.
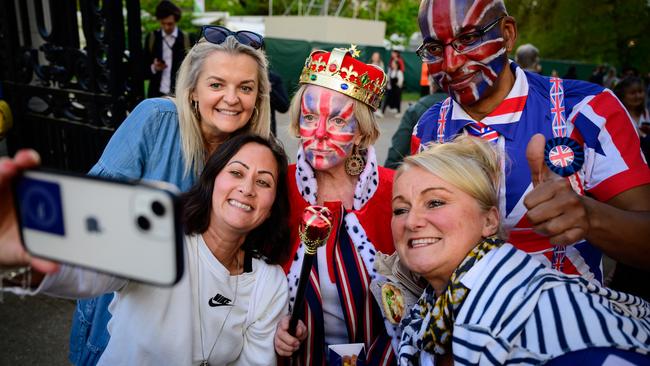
left=0, top=266, right=32, bottom=302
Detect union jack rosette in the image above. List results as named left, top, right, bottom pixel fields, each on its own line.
left=544, top=137, right=584, bottom=177
left=299, top=206, right=333, bottom=255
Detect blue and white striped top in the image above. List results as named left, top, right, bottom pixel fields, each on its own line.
left=445, top=244, right=649, bottom=365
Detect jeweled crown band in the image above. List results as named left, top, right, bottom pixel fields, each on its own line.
left=299, top=47, right=387, bottom=111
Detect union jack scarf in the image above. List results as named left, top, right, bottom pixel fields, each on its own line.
left=287, top=146, right=395, bottom=365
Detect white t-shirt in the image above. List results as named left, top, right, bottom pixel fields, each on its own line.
left=36, top=234, right=288, bottom=365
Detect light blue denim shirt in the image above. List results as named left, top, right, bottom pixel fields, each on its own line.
left=70, top=98, right=197, bottom=365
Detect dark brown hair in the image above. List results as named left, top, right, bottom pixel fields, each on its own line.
left=614, top=76, right=646, bottom=116
left=181, top=133, right=290, bottom=264
left=155, top=0, right=181, bottom=21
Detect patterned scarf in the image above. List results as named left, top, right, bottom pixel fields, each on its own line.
left=398, top=237, right=503, bottom=365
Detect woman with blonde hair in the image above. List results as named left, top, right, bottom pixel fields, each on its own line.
left=69, top=26, right=272, bottom=365
left=387, top=135, right=650, bottom=365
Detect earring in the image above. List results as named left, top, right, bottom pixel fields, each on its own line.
left=345, top=145, right=365, bottom=176
left=191, top=100, right=200, bottom=120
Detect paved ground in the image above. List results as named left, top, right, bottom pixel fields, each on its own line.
left=0, top=103, right=408, bottom=365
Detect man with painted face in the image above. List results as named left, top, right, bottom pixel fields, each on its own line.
left=273, top=46, right=397, bottom=365
left=413, top=0, right=650, bottom=283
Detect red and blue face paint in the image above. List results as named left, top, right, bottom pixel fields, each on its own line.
left=299, top=86, right=358, bottom=171
left=419, top=0, right=508, bottom=106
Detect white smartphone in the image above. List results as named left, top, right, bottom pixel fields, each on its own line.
left=13, top=169, right=184, bottom=286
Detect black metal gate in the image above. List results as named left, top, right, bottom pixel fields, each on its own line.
left=0, top=0, right=145, bottom=172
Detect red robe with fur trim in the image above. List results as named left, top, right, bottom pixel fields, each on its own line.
left=282, top=162, right=396, bottom=365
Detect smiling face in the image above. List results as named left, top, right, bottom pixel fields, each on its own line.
left=211, top=142, right=278, bottom=236
left=299, top=85, right=361, bottom=171
left=418, top=0, right=509, bottom=106
left=622, top=82, right=645, bottom=110
left=192, top=52, right=259, bottom=141
left=392, top=165, right=498, bottom=291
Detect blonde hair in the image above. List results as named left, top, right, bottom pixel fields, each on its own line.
left=173, top=36, right=271, bottom=176
left=288, top=84, right=380, bottom=148
left=400, top=135, right=506, bottom=238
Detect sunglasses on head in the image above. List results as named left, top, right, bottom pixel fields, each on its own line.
left=201, top=25, right=264, bottom=50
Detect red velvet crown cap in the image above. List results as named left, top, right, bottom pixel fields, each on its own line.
left=299, top=205, right=333, bottom=254
left=299, top=45, right=388, bottom=110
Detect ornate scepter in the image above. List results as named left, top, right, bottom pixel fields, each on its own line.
left=288, top=205, right=333, bottom=335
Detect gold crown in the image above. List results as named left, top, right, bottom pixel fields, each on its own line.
left=299, top=45, right=387, bottom=110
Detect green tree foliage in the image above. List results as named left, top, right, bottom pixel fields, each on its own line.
left=379, top=0, right=421, bottom=41
left=207, top=0, right=421, bottom=43
left=506, top=0, right=650, bottom=72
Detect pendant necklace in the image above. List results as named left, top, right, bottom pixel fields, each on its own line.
left=196, top=236, right=240, bottom=366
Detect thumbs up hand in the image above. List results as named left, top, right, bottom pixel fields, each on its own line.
left=523, top=134, right=590, bottom=246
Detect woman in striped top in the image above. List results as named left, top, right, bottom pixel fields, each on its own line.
left=388, top=135, right=650, bottom=365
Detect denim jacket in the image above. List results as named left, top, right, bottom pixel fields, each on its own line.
left=69, top=98, right=196, bottom=365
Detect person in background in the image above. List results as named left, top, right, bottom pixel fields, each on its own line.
left=514, top=43, right=541, bottom=73
left=390, top=50, right=405, bottom=72
left=370, top=51, right=385, bottom=71
left=413, top=0, right=650, bottom=284
left=382, top=59, right=404, bottom=118
left=268, top=69, right=290, bottom=135
left=603, top=66, right=620, bottom=89
left=419, top=63, right=431, bottom=96
left=69, top=27, right=272, bottom=365
left=622, top=66, right=640, bottom=79
left=372, top=52, right=387, bottom=118
left=389, top=135, right=650, bottom=365
left=274, top=46, right=396, bottom=365
left=589, top=65, right=606, bottom=86
left=143, top=0, right=195, bottom=98
left=0, top=134, right=292, bottom=365
left=562, top=65, right=578, bottom=80
left=614, top=76, right=650, bottom=135
left=384, top=80, right=446, bottom=169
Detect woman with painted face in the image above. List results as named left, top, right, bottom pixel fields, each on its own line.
left=387, top=135, right=650, bottom=365
left=1, top=134, right=291, bottom=365
left=273, top=47, right=397, bottom=365
left=70, top=27, right=272, bottom=365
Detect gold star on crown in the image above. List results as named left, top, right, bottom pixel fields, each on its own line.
left=346, top=44, right=361, bottom=58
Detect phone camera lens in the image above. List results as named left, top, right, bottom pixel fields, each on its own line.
left=137, top=216, right=151, bottom=231
left=151, top=201, right=166, bottom=217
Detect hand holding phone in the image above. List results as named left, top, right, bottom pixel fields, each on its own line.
left=153, top=58, right=167, bottom=71
left=11, top=168, right=184, bottom=286
left=0, top=149, right=59, bottom=275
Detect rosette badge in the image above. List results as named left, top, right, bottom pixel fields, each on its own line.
left=299, top=206, right=333, bottom=255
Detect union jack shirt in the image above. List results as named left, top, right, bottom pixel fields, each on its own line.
left=413, top=63, right=650, bottom=283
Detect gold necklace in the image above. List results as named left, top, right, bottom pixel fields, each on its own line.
left=196, top=236, right=240, bottom=366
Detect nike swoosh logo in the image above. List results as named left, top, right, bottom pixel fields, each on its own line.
left=208, top=294, right=233, bottom=307
left=209, top=298, right=233, bottom=307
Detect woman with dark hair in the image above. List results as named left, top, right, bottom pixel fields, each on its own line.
left=0, top=134, right=291, bottom=365
left=614, top=76, right=650, bottom=163
left=182, top=133, right=291, bottom=264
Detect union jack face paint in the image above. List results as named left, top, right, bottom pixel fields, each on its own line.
left=299, top=85, right=358, bottom=171
left=418, top=0, right=508, bottom=105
